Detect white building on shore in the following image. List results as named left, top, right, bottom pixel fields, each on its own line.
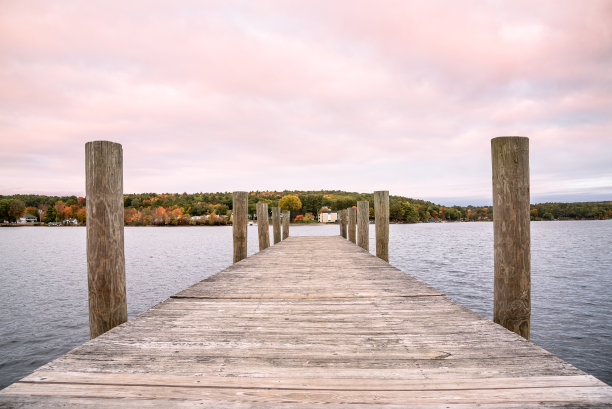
left=318, top=210, right=339, bottom=223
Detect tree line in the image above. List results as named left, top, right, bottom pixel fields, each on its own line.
left=1, top=192, right=610, bottom=225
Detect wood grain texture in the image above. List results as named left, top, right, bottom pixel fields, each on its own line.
left=374, top=191, right=389, bottom=262
left=272, top=207, right=281, bottom=244
left=2, top=236, right=610, bottom=407
left=357, top=201, right=369, bottom=251
left=347, top=207, right=356, bottom=244
left=256, top=202, right=270, bottom=251
left=339, top=209, right=348, bottom=238
left=491, top=137, right=530, bottom=340
left=85, top=141, right=127, bottom=339
left=232, top=192, right=248, bottom=263
left=282, top=210, right=290, bottom=239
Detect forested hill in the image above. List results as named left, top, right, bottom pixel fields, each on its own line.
left=1, top=191, right=610, bottom=225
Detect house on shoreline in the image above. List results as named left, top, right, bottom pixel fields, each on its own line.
left=318, top=210, right=339, bottom=223
left=17, top=214, right=37, bottom=224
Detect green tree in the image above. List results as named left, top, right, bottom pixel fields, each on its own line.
left=389, top=201, right=404, bottom=221
left=44, top=206, right=59, bottom=223
left=446, top=207, right=461, bottom=221
left=217, top=204, right=229, bottom=216
left=401, top=202, right=419, bottom=223
left=8, top=199, right=25, bottom=222
left=0, top=199, right=9, bottom=221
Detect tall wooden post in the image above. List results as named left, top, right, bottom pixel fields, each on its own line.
left=232, top=191, right=248, bottom=263
left=491, top=136, right=531, bottom=340
left=348, top=207, right=357, bottom=244
left=85, top=141, right=127, bottom=339
left=340, top=209, right=348, bottom=239
left=282, top=210, right=290, bottom=239
left=374, top=191, right=389, bottom=262
left=256, top=202, right=270, bottom=251
left=272, top=207, right=281, bottom=244
left=357, top=201, right=369, bottom=251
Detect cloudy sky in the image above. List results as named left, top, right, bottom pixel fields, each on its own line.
left=1, top=1, right=611, bottom=205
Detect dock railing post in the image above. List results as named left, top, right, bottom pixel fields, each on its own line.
left=357, top=201, right=369, bottom=250
left=232, top=191, right=248, bottom=263
left=85, top=141, right=127, bottom=339
left=340, top=209, right=348, bottom=238
left=374, top=191, right=389, bottom=262
left=272, top=207, right=281, bottom=244
left=256, top=202, right=270, bottom=251
left=348, top=207, right=357, bottom=243
left=491, top=136, right=531, bottom=340
left=282, top=210, right=290, bottom=239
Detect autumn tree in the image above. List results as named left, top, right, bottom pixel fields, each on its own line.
left=54, top=201, right=66, bottom=221
left=25, top=206, right=39, bottom=221
left=279, top=195, right=302, bottom=219
left=76, top=208, right=87, bottom=224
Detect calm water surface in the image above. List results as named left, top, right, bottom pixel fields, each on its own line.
left=0, top=221, right=610, bottom=389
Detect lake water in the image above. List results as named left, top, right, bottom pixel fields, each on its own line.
left=0, top=221, right=610, bottom=389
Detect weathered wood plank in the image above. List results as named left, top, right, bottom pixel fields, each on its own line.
left=20, top=372, right=606, bottom=391
left=1, top=236, right=610, bottom=407
left=3, top=382, right=611, bottom=405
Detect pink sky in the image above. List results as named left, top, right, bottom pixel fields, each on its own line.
left=1, top=0, right=611, bottom=205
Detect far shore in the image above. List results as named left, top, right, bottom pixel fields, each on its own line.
left=3, top=219, right=608, bottom=229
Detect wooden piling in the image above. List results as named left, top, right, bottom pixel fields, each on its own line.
left=232, top=191, right=248, bottom=263
left=272, top=207, right=281, bottom=244
left=491, top=136, right=531, bottom=340
left=374, top=191, right=389, bottom=262
left=282, top=210, right=290, bottom=240
left=339, top=209, right=348, bottom=239
left=348, top=207, right=357, bottom=244
left=256, top=202, right=270, bottom=251
left=85, top=141, right=127, bottom=339
left=357, top=200, right=369, bottom=251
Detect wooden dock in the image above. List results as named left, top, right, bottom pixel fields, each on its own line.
left=1, top=236, right=611, bottom=407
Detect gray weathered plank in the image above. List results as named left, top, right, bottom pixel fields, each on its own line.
left=1, top=236, right=610, bottom=407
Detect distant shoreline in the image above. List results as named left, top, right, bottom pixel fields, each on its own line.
left=3, top=219, right=610, bottom=228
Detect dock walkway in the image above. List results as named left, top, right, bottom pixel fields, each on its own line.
left=1, top=236, right=611, bottom=407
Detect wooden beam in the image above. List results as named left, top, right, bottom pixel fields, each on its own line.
left=348, top=207, right=357, bottom=244
left=85, top=141, right=127, bottom=339
left=357, top=201, right=369, bottom=251
left=282, top=210, right=290, bottom=240
left=272, top=207, right=281, bottom=244
left=232, top=192, right=248, bottom=263
left=491, top=136, right=530, bottom=340
left=256, top=202, right=270, bottom=251
left=374, top=191, right=389, bottom=262
left=340, top=209, right=348, bottom=239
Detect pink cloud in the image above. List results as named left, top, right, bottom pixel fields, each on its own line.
left=0, top=0, right=610, bottom=202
